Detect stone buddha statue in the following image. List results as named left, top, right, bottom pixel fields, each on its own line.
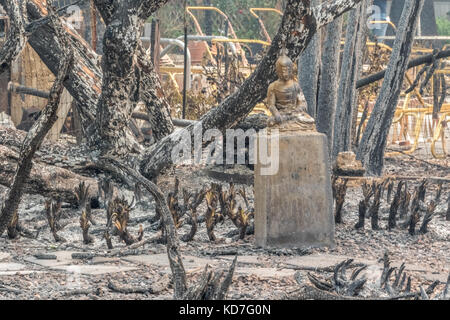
left=266, top=48, right=316, bottom=132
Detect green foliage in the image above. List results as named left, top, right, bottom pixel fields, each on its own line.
left=436, top=17, right=450, bottom=44
left=437, top=17, right=450, bottom=36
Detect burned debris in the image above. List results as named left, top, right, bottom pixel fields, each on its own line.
left=0, top=0, right=448, bottom=303
left=291, top=252, right=449, bottom=300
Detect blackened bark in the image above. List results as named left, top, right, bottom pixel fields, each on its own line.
left=25, top=0, right=100, bottom=141
left=356, top=0, right=425, bottom=176
left=95, top=1, right=143, bottom=156
left=299, top=0, right=322, bottom=118
left=316, top=16, right=343, bottom=154
left=388, top=181, right=404, bottom=230
left=0, top=145, right=98, bottom=205
left=141, top=0, right=363, bottom=179
left=0, top=6, right=73, bottom=236
left=0, top=0, right=27, bottom=75
left=93, top=0, right=174, bottom=155
left=9, top=0, right=173, bottom=148
left=355, top=200, right=366, bottom=229
left=387, top=0, right=439, bottom=47
left=332, top=0, right=370, bottom=159
left=419, top=201, right=435, bottom=234
left=369, top=183, right=382, bottom=230
left=136, top=44, right=174, bottom=141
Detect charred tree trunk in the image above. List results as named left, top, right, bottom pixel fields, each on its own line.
left=93, top=0, right=173, bottom=152
left=0, top=6, right=73, bottom=235
left=299, top=0, right=321, bottom=118
left=136, top=44, right=174, bottom=141
left=332, top=0, right=370, bottom=159
left=0, top=144, right=98, bottom=204
left=24, top=0, right=101, bottom=141
left=356, top=0, right=425, bottom=175
left=334, top=178, right=348, bottom=224
left=2, top=0, right=173, bottom=146
left=0, top=0, right=27, bottom=75
left=316, top=16, right=343, bottom=154
left=94, top=1, right=144, bottom=156
left=387, top=0, right=439, bottom=47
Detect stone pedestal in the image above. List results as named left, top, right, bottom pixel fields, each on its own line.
left=254, top=131, right=334, bottom=248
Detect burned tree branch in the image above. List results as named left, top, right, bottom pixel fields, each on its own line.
left=0, top=5, right=73, bottom=236
left=357, top=49, right=450, bottom=89
left=0, top=0, right=27, bottom=75
left=0, top=145, right=98, bottom=205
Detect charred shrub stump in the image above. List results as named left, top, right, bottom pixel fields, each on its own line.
left=217, top=183, right=239, bottom=228
left=419, top=201, right=436, bottom=234
left=80, top=210, right=94, bottom=244
left=369, top=182, right=382, bottom=230
left=183, top=256, right=237, bottom=300
left=104, top=230, right=113, bottom=249
left=418, top=179, right=428, bottom=202
left=75, top=181, right=95, bottom=225
left=108, top=197, right=140, bottom=246
left=386, top=180, right=394, bottom=203
left=181, top=188, right=206, bottom=242
left=167, top=177, right=184, bottom=229
left=334, top=178, right=348, bottom=224
left=45, top=199, right=65, bottom=242
left=7, top=210, right=19, bottom=239
left=388, top=181, right=404, bottom=230
left=236, top=188, right=254, bottom=240
left=304, top=259, right=368, bottom=297
left=205, top=187, right=221, bottom=242
left=355, top=181, right=374, bottom=229
left=434, top=182, right=443, bottom=203
left=355, top=200, right=366, bottom=229
left=399, top=183, right=411, bottom=219
left=408, top=204, right=421, bottom=236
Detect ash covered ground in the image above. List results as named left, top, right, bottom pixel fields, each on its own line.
left=0, top=153, right=448, bottom=300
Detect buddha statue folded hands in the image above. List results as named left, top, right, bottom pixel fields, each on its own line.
left=266, top=48, right=316, bottom=133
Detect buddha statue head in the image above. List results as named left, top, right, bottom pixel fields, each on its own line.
left=275, top=47, right=294, bottom=81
